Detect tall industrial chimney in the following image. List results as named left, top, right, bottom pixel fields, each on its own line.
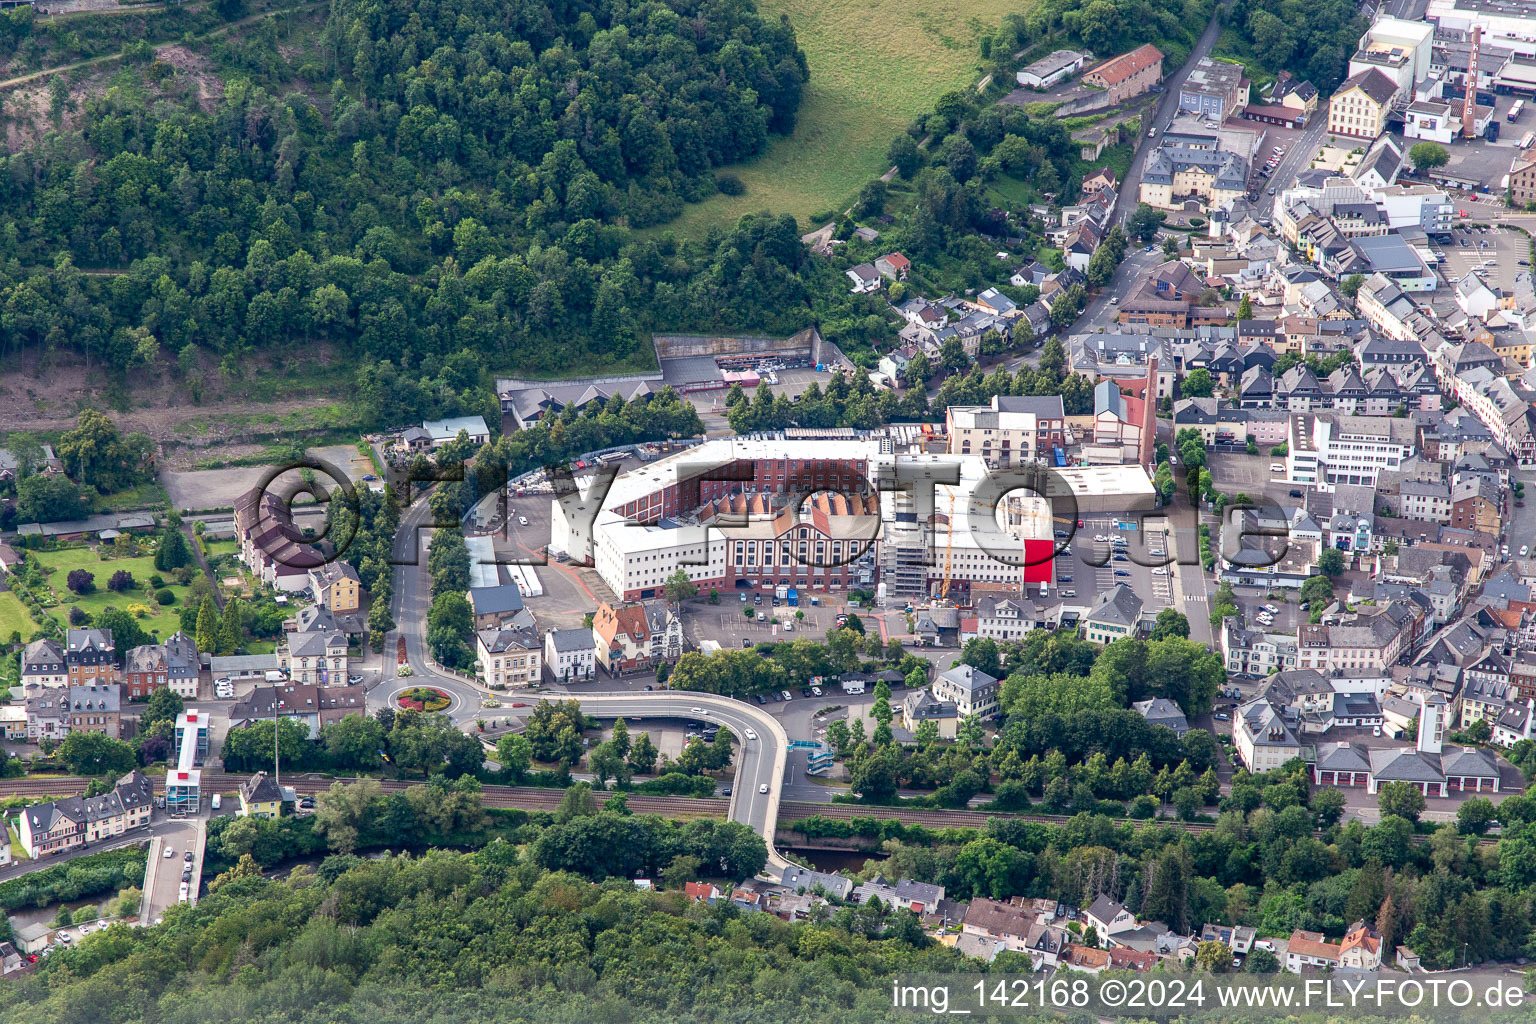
left=1463, top=26, right=1481, bottom=140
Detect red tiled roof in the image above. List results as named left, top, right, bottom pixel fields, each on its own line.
left=1087, top=44, right=1163, bottom=87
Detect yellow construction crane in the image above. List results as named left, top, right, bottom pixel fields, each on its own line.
left=939, top=489, right=956, bottom=602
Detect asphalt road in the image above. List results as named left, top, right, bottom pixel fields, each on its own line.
left=381, top=496, right=794, bottom=876
left=1111, top=2, right=1229, bottom=229
left=1258, top=115, right=1330, bottom=218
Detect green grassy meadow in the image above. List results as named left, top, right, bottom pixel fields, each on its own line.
left=0, top=593, right=37, bottom=640
left=32, top=547, right=191, bottom=641
left=660, top=0, right=1020, bottom=237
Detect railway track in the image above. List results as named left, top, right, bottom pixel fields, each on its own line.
left=777, top=801, right=1219, bottom=833
left=0, top=777, right=1492, bottom=845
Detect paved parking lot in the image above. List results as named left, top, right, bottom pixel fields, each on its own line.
left=685, top=600, right=843, bottom=649
left=1226, top=584, right=1305, bottom=634
left=141, top=820, right=203, bottom=924
left=1433, top=227, right=1528, bottom=292
left=1435, top=123, right=1529, bottom=193
left=1201, top=450, right=1292, bottom=501
left=1055, top=515, right=1179, bottom=615
left=489, top=493, right=616, bottom=628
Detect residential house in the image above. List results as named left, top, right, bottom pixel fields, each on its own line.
left=1201, top=923, right=1256, bottom=954
left=1285, top=930, right=1342, bottom=972
left=24, top=686, right=67, bottom=743
left=421, top=416, right=490, bottom=447
left=543, top=628, right=595, bottom=682
left=1233, top=695, right=1306, bottom=771
left=962, top=899, right=1069, bottom=968
left=227, top=683, right=369, bottom=738
left=1083, top=585, right=1143, bottom=645
left=1082, top=167, right=1117, bottom=195
left=18, top=800, right=84, bottom=858
left=20, top=639, right=67, bottom=689
left=66, top=684, right=121, bottom=739
left=1178, top=57, right=1250, bottom=120
left=1133, top=697, right=1190, bottom=737
left=466, top=583, right=535, bottom=631
left=1339, top=920, right=1383, bottom=970
left=233, top=485, right=326, bottom=591
left=974, top=287, right=1018, bottom=317
left=780, top=866, right=853, bottom=899
left=966, top=596, right=1039, bottom=642
left=238, top=771, right=284, bottom=818
left=1085, top=894, right=1137, bottom=939
left=277, top=628, right=348, bottom=686
left=64, top=629, right=116, bottom=686
left=1451, top=477, right=1502, bottom=536
left=17, top=771, right=154, bottom=857
left=875, top=253, right=911, bottom=282
left=932, top=664, right=1000, bottom=719
left=592, top=601, right=683, bottom=675
left=122, top=631, right=199, bottom=700
left=846, top=264, right=881, bottom=294
left=308, top=561, right=362, bottom=613
left=901, top=689, right=959, bottom=739
left=476, top=627, right=542, bottom=687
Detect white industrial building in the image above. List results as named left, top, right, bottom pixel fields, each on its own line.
left=550, top=437, right=1154, bottom=603
left=1428, top=0, right=1536, bottom=61
left=1350, top=17, right=1434, bottom=95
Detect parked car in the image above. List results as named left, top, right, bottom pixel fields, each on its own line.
left=299, top=797, right=315, bottom=809
left=755, top=694, right=767, bottom=705
left=1114, top=569, right=1130, bottom=577
left=517, top=516, right=528, bottom=527
left=781, top=690, right=793, bottom=701
left=1213, top=713, right=1230, bottom=721
left=721, top=786, right=732, bottom=796
left=811, top=686, right=823, bottom=696
left=184, top=851, right=193, bottom=862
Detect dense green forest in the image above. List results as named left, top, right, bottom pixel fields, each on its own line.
left=0, top=0, right=843, bottom=380
left=0, top=842, right=962, bottom=1024
left=1225, top=0, right=1368, bottom=93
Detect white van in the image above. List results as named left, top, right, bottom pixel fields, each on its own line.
left=211, top=794, right=221, bottom=810
left=264, top=670, right=286, bottom=683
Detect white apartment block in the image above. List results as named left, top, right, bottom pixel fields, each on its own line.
left=1286, top=412, right=1414, bottom=492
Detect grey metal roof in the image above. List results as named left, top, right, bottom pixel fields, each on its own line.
left=1086, top=584, right=1142, bottom=628
left=546, top=628, right=592, bottom=654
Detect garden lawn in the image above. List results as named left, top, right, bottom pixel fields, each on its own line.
left=658, top=0, right=1019, bottom=237
left=0, top=593, right=37, bottom=640
left=201, top=539, right=239, bottom=562
left=32, top=547, right=191, bottom=641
